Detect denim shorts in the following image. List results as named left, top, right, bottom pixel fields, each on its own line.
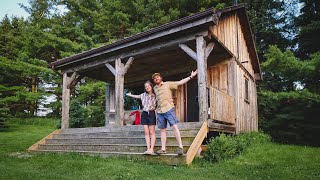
left=141, top=111, right=156, bottom=125
left=157, top=108, right=178, bottom=129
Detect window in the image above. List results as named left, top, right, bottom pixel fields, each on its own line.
left=244, top=77, right=249, bottom=103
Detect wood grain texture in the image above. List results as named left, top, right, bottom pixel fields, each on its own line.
left=196, top=36, right=208, bottom=122
left=115, top=59, right=125, bottom=126
left=61, top=73, right=71, bottom=129
left=186, top=121, right=208, bottom=165
left=179, top=44, right=198, bottom=61
left=105, top=63, right=116, bottom=76
left=114, top=57, right=134, bottom=126
left=209, top=87, right=236, bottom=125
left=208, top=13, right=260, bottom=132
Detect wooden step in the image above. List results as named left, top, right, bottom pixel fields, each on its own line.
left=62, top=122, right=202, bottom=134
left=37, top=144, right=190, bottom=153
left=28, top=122, right=208, bottom=165
left=46, top=136, right=194, bottom=145
left=53, top=130, right=199, bottom=139
left=30, top=149, right=186, bottom=165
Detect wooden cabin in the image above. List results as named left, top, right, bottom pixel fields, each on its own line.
left=29, top=4, right=261, bottom=165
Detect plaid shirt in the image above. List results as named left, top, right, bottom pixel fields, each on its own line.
left=140, top=92, right=156, bottom=112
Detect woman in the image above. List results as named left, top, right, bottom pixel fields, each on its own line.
left=126, top=81, right=156, bottom=155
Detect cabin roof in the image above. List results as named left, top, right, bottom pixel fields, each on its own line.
left=49, top=4, right=261, bottom=77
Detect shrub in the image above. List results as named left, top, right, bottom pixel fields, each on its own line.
left=69, top=100, right=86, bottom=128
left=258, top=90, right=320, bottom=146
left=204, top=132, right=271, bottom=163
left=0, top=117, right=8, bottom=131
left=0, top=107, right=9, bottom=130
left=237, top=131, right=271, bottom=145
left=84, top=105, right=105, bottom=127
left=69, top=100, right=105, bottom=128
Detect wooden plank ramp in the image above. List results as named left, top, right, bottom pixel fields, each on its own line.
left=28, top=122, right=208, bottom=165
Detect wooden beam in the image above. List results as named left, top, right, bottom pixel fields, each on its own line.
left=115, top=59, right=125, bottom=126
left=212, top=11, right=221, bottom=25
left=109, top=85, right=115, bottom=112
left=112, top=57, right=134, bottom=126
left=179, top=44, right=197, bottom=61
left=73, top=75, right=84, bottom=87
left=105, top=83, right=111, bottom=126
left=105, top=83, right=110, bottom=112
left=186, top=122, right=208, bottom=165
left=196, top=36, right=208, bottom=122
left=105, top=63, right=116, bottom=76
left=205, top=42, right=215, bottom=60
left=124, top=63, right=195, bottom=86
left=121, top=57, right=134, bottom=75
left=61, top=73, right=71, bottom=129
left=68, top=73, right=84, bottom=89
left=62, top=31, right=208, bottom=73
left=68, top=72, right=78, bottom=85
left=55, top=16, right=213, bottom=70
left=208, top=120, right=236, bottom=133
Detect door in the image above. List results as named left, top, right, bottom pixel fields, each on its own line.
left=187, top=79, right=199, bottom=122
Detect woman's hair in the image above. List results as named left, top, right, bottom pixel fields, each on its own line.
left=144, top=80, right=154, bottom=93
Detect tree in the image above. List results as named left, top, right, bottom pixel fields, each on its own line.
left=295, top=0, right=320, bottom=58
left=258, top=45, right=320, bottom=146
left=261, top=45, right=314, bottom=92
left=0, top=56, right=52, bottom=116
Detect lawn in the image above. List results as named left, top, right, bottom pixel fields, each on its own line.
left=1, top=119, right=320, bottom=180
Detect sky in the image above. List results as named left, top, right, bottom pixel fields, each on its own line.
left=0, top=0, right=30, bottom=19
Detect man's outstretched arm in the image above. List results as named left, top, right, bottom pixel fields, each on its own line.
left=177, top=70, right=198, bottom=86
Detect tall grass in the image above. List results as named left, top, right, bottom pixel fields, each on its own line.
left=9, top=117, right=59, bottom=127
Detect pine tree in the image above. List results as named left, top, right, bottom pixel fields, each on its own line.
left=295, top=0, right=320, bottom=58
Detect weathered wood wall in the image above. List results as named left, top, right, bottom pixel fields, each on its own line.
left=173, top=85, right=186, bottom=122
left=209, top=13, right=254, bottom=75
left=233, top=64, right=259, bottom=132
left=209, top=87, right=236, bottom=125
left=209, top=12, right=258, bottom=133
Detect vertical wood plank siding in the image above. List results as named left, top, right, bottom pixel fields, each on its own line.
left=208, top=12, right=258, bottom=133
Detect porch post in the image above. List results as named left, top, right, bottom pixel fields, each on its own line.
left=115, top=59, right=125, bottom=126
left=61, top=73, right=71, bottom=129
left=105, top=83, right=110, bottom=126
left=61, top=72, right=83, bottom=129
left=196, top=36, right=208, bottom=122
left=110, top=85, right=115, bottom=112
left=179, top=36, right=215, bottom=123
left=106, top=57, right=134, bottom=126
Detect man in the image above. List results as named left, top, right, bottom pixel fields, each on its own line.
left=152, top=70, right=198, bottom=155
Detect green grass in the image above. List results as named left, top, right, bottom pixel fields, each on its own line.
left=8, top=117, right=60, bottom=127
left=1, top=118, right=320, bottom=180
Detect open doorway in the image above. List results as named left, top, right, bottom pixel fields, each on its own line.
left=187, top=78, right=199, bottom=122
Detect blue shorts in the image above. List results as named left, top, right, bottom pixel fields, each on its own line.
left=157, top=108, right=178, bottom=129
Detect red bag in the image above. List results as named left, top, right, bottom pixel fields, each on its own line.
left=129, top=110, right=141, bottom=125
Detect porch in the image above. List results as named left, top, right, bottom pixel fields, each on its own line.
left=57, top=19, right=235, bottom=130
